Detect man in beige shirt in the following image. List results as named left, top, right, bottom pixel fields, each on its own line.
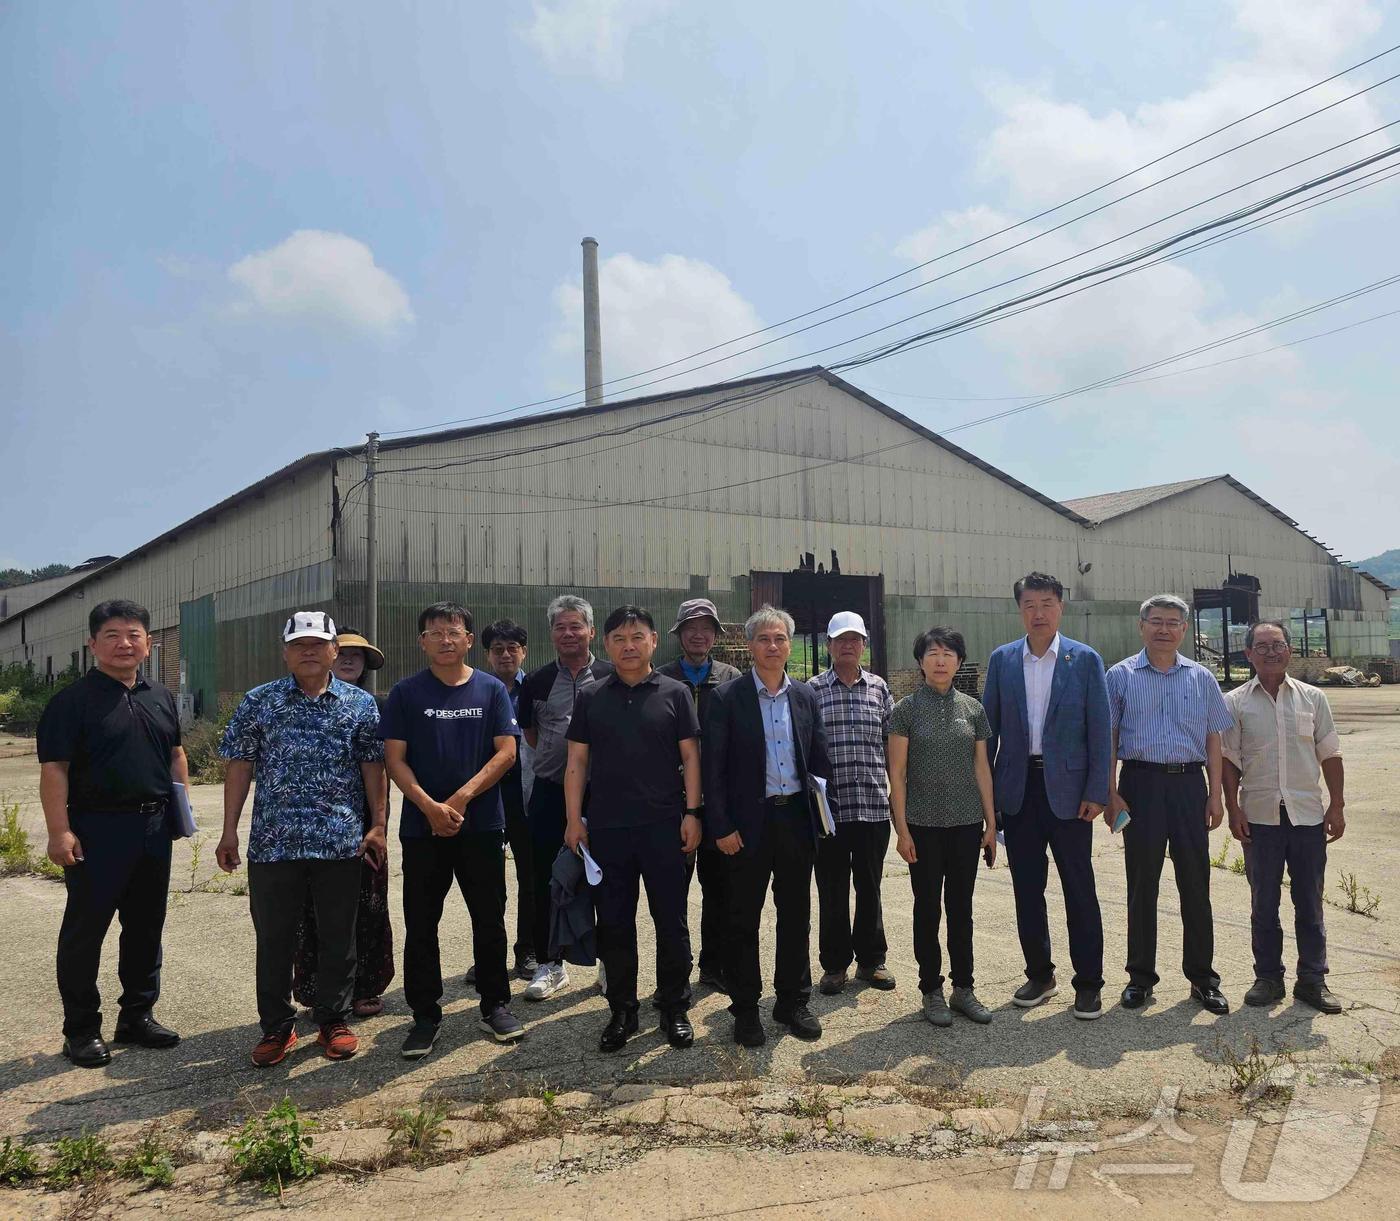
left=1222, top=620, right=1345, bottom=1015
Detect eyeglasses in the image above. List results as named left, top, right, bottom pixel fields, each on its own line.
left=1143, top=619, right=1187, bottom=630
left=1249, top=642, right=1290, bottom=655
left=421, top=630, right=468, bottom=642
left=488, top=643, right=523, bottom=655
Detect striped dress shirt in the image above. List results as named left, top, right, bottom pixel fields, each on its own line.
left=1106, top=650, right=1233, bottom=763
left=809, top=667, right=893, bottom=823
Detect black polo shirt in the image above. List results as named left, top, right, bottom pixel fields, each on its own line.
left=36, top=668, right=182, bottom=812
left=566, top=670, right=700, bottom=830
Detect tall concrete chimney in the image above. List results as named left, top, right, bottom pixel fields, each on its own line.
left=582, top=236, right=603, bottom=406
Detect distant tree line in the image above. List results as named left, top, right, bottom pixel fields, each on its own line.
left=0, top=563, right=71, bottom=589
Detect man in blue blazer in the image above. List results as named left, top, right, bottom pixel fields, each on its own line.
left=983, top=572, right=1111, bottom=1019
left=704, top=606, right=832, bottom=1049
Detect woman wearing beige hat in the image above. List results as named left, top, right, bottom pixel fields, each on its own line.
left=292, top=628, right=396, bottom=1018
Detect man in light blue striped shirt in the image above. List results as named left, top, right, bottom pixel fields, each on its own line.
left=1106, top=594, right=1234, bottom=1016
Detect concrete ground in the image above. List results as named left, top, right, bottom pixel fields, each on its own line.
left=1, top=686, right=1397, bottom=1215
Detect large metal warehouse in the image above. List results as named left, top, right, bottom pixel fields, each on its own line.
left=0, top=368, right=1390, bottom=713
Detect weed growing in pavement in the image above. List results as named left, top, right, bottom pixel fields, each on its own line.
left=1229, top=853, right=1247, bottom=876
left=117, top=1128, right=176, bottom=1190
left=0, top=799, right=62, bottom=881
left=47, top=1132, right=115, bottom=1189
left=387, top=1103, right=451, bottom=1166
left=1333, top=870, right=1381, bottom=917
left=228, top=1097, right=325, bottom=1197
left=788, top=1087, right=828, bottom=1120
left=1210, top=835, right=1231, bottom=870
left=0, top=1137, right=41, bottom=1186
left=1215, top=1035, right=1296, bottom=1105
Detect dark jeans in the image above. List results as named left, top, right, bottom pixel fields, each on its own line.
left=402, top=831, right=510, bottom=1022
left=1003, top=766, right=1105, bottom=991
left=907, top=822, right=981, bottom=991
left=726, top=803, right=815, bottom=1014
left=248, top=858, right=360, bottom=1034
left=57, top=809, right=172, bottom=1039
left=687, top=841, right=731, bottom=978
left=590, top=820, right=693, bottom=1013
left=1243, top=805, right=1329, bottom=984
left=1120, top=766, right=1219, bottom=990
left=528, top=777, right=567, bottom=966
left=815, top=820, right=891, bottom=974
left=502, top=772, right=535, bottom=961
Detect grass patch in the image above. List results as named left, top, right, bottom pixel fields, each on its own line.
left=116, top=1127, right=178, bottom=1190
left=47, top=1131, right=115, bottom=1189
left=1332, top=870, right=1381, bottom=918
left=228, top=1096, right=325, bottom=1197
left=0, top=1137, right=41, bottom=1186
left=387, top=1102, right=450, bottom=1167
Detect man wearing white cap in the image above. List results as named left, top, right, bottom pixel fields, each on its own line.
left=217, top=611, right=387, bottom=1067
left=809, top=612, right=896, bottom=995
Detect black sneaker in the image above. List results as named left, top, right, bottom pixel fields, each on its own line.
left=773, top=1004, right=822, bottom=1040
left=1012, top=975, right=1058, bottom=1008
left=400, top=1020, right=440, bottom=1060
left=1245, top=977, right=1286, bottom=1007
left=478, top=1005, right=525, bottom=1043
left=1072, top=987, right=1103, bottom=1020
left=513, top=953, right=539, bottom=982
left=733, top=1009, right=766, bottom=1048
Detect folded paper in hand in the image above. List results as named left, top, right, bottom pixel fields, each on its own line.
left=810, top=775, right=836, bottom=838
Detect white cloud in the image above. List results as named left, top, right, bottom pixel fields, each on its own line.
left=551, top=252, right=767, bottom=392
left=1234, top=0, right=1383, bottom=70
left=227, top=230, right=414, bottom=338
left=521, top=0, right=671, bottom=80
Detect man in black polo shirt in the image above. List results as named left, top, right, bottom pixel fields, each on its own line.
left=564, top=605, right=701, bottom=1052
left=37, top=599, right=187, bottom=1068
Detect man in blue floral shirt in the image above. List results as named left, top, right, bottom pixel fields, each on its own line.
left=217, top=611, right=386, bottom=1067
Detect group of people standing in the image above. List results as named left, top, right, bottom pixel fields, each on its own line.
left=35, top=573, right=1347, bottom=1070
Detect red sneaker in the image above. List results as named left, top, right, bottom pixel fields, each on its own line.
left=317, top=1022, right=359, bottom=1060
left=250, top=1027, right=298, bottom=1067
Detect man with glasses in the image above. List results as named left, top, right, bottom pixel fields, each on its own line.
left=1106, top=595, right=1234, bottom=1015
left=518, top=595, right=614, bottom=1001
left=379, top=602, right=524, bottom=1057
left=479, top=620, right=537, bottom=982
left=1222, top=621, right=1345, bottom=1014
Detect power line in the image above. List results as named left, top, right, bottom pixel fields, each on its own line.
left=376, top=45, right=1400, bottom=439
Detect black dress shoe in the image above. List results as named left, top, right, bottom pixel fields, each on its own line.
left=63, top=1034, right=112, bottom=1068
left=114, top=1014, right=180, bottom=1048
left=599, top=1009, right=639, bottom=1053
left=1293, top=980, right=1343, bottom=1014
left=661, top=1010, right=694, bottom=1049
left=773, top=1004, right=822, bottom=1041
left=733, top=1009, right=766, bottom=1048
left=1120, top=984, right=1153, bottom=1010
left=1191, top=983, right=1230, bottom=1015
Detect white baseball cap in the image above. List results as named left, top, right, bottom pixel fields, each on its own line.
left=283, top=610, right=337, bottom=643
left=827, top=611, right=868, bottom=639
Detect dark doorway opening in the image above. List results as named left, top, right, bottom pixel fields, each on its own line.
left=751, top=558, right=886, bottom=679
left=1192, top=573, right=1261, bottom=683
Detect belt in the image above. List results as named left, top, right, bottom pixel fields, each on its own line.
left=765, top=794, right=794, bottom=807
left=1027, top=755, right=1045, bottom=769
left=1121, top=760, right=1203, bottom=774
left=71, top=798, right=168, bottom=815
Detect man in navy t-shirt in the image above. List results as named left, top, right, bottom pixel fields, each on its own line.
left=379, top=601, right=524, bottom=1058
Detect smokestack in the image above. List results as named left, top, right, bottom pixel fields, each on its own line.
left=582, top=236, right=603, bottom=406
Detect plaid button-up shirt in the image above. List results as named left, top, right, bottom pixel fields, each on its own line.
left=809, top=667, right=893, bottom=823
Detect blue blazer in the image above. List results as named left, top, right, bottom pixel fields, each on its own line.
left=983, top=635, right=1111, bottom=821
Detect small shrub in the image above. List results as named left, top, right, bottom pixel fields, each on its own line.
left=228, top=1097, right=324, bottom=1197
left=0, top=799, right=65, bottom=881
left=117, top=1128, right=176, bottom=1190
left=47, top=1131, right=114, bottom=1188
left=1334, top=870, right=1381, bottom=918
left=0, top=1137, right=41, bottom=1186
left=387, top=1102, right=450, bottom=1166
left=181, top=695, right=240, bottom=785
left=1215, top=1036, right=1295, bottom=1104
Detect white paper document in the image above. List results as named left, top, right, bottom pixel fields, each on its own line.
left=811, top=775, right=837, bottom=837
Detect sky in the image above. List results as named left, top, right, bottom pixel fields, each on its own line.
left=3, top=0, right=1398, bottom=572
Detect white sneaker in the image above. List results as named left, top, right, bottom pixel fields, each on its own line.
left=596, top=961, right=607, bottom=994
left=523, top=961, right=569, bottom=1001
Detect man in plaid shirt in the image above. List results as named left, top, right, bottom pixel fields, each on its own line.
left=809, top=612, right=896, bottom=995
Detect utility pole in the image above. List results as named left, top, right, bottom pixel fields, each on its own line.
left=582, top=237, right=603, bottom=406
left=364, top=430, right=380, bottom=692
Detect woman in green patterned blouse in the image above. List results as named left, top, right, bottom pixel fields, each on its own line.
left=888, top=627, right=997, bottom=1029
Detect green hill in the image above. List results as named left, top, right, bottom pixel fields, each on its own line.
left=1358, top=549, right=1400, bottom=586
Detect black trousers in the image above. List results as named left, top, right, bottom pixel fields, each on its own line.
left=501, top=771, right=535, bottom=961
left=726, top=804, right=815, bottom=1014
left=528, top=777, right=567, bottom=966
left=1120, top=766, right=1219, bottom=990
left=907, top=822, right=981, bottom=992
left=590, top=820, right=693, bottom=1014
left=1243, top=805, right=1329, bottom=984
left=814, top=820, right=891, bottom=974
left=1002, top=766, right=1105, bottom=991
left=57, top=809, right=172, bottom=1039
left=687, top=841, right=731, bottom=977
left=248, top=857, right=360, bottom=1034
left=402, top=831, right=510, bottom=1022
